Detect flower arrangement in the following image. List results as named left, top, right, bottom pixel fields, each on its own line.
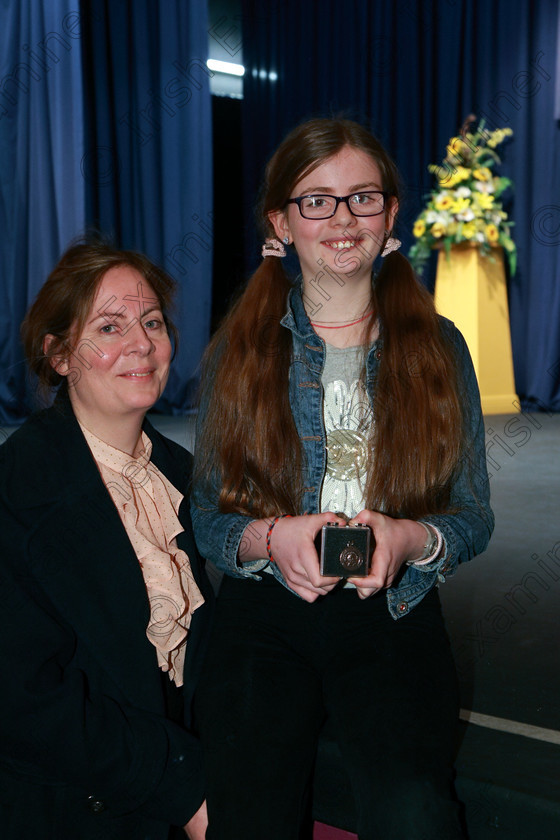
left=408, top=116, right=516, bottom=276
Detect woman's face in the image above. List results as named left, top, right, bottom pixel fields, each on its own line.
left=270, top=145, right=398, bottom=286
left=55, top=265, right=172, bottom=430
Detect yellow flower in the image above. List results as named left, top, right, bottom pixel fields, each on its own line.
left=431, top=222, right=446, bottom=238
left=485, top=224, right=500, bottom=243
left=487, top=127, right=513, bottom=148
left=439, top=166, right=470, bottom=188
left=413, top=219, right=426, bottom=237
left=474, top=193, right=494, bottom=210
left=486, top=130, right=503, bottom=149
left=446, top=137, right=470, bottom=163
left=435, top=193, right=453, bottom=211
left=462, top=222, right=477, bottom=239
left=450, top=197, right=470, bottom=214
left=473, top=167, right=492, bottom=181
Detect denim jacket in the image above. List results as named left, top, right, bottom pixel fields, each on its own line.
left=191, top=282, right=494, bottom=619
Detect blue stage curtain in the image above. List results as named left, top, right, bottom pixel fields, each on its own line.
left=0, top=1, right=212, bottom=424
left=0, top=0, right=86, bottom=423
left=79, top=0, right=213, bottom=413
left=241, top=0, right=560, bottom=411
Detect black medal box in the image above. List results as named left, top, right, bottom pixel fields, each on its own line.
left=316, top=523, right=373, bottom=578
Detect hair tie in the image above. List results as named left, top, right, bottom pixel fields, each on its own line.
left=381, top=236, right=401, bottom=257
left=262, top=238, right=288, bottom=258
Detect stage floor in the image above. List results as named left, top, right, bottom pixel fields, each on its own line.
left=2, top=409, right=559, bottom=836
left=437, top=411, right=560, bottom=733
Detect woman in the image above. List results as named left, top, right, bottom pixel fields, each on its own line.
left=0, top=241, right=212, bottom=840
left=191, top=118, right=494, bottom=840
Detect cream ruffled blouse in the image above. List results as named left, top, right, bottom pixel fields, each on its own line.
left=80, top=423, right=204, bottom=687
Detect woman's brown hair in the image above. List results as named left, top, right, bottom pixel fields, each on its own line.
left=21, top=237, right=178, bottom=399
left=196, top=118, right=464, bottom=519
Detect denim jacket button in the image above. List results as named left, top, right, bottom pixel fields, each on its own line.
left=374, top=348, right=382, bottom=360
left=397, top=601, right=409, bottom=614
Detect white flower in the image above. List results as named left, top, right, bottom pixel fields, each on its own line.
left=455, top=186, right=472, bottom=198
left=425, top=210, right=438, bottom=224
left=456, top=209, right=475, bottom=221
left=474, top=181, right=495, bottom=194
left=475, top=232, right=485, bottom=243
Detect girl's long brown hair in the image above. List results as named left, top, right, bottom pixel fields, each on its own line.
left=196, top=119, right=464, bottom=519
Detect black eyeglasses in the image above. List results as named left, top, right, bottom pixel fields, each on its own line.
left=286, top=191, right=387, bottom=220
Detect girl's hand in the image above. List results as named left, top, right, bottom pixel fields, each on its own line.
left=347, top=510, right=430, bottom=599
left=268, top=512, right=346, bottom=602
left=183, top=800, right=208, bottom=839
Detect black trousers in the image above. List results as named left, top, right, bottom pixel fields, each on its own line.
left=194, top=575, right=466, bottom=840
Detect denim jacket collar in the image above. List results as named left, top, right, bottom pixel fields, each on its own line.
left=280, top=279, right=318, bottom=341
left=280, top=278, right=383, bottom=369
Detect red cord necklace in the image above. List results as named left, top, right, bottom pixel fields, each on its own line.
left=310, top=309, right=373, bottom=329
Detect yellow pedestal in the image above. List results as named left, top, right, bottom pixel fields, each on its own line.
left=434, top=246, right=518, bottom=415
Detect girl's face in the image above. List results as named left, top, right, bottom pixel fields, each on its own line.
left=269, top=145, right=397, bottom=288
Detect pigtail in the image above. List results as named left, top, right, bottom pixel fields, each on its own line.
left=367, top=251, right=464, bottom=517
left=195, top=257, right=303, bottom=517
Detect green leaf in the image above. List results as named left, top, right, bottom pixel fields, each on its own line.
left=509, top=251, right=517, bottom=276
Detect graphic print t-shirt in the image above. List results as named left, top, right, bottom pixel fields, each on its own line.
left=320, top=342, right=374, bottom=519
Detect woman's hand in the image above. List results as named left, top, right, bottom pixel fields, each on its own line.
left=267, top=512, right=346, bottom=602
left=183, top=800, right=208, bottom=839
left=347, top=510, right=429, bottom=599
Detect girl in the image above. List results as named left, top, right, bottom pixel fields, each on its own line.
left=191, top=118, right=493, bottom=840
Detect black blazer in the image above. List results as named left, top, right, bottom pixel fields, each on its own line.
left=0, top=397, right=213, bottom=840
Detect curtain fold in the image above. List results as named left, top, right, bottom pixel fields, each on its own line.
left=0, top=0, right=85, bottom=422
left=79, top=0, right=213, bottom=412
left=241, top=0, right=560, bottom=411
left=0, top=0, right=213, bottom=423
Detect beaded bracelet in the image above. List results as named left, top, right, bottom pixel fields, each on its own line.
left=266, top=514, right=293, bottom=564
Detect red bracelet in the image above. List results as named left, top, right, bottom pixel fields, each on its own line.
left=266, top=514, right=293, bottom=563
